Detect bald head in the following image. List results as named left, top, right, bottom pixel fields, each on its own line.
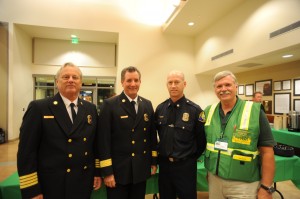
left=167, top=70, right=185, bottom=81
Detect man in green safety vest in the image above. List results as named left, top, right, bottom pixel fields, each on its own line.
left=204, top=71, right=276, bottom=199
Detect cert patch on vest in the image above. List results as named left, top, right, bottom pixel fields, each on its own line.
left=232, top=129, right=251, bottom=145
left=198, top=111, right=206, bottom=123
left=144, top=113, right=149, bottom=121
left=182, top=113, right=189, bottom=121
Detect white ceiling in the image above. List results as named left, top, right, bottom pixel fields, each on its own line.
left=16, top=0, right=300, bottom=74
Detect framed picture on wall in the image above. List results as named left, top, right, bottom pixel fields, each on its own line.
left=255, top=79, right=272, bottom=96
left=294, top=79, right=300, bottom=96
left=274, top=93, right=291, bottom=114
left=274, top=81, right=281, bottom=91
left=238, top=85, right=244, bottom=95
left=245, top=84, right=254, bottom=97
left=294, top=99, right=300, bottom=112
left=263, top=100, right=272, bottom=114
left=282, top=79, right=291, bottom=90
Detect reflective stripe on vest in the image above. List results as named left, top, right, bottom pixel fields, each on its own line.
left=240, top=101, right=253, bottom=130
left=206, top=143, right=259, bottom=159
left=205, top=103, right=218, bottom=126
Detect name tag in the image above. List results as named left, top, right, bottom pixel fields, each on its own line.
left=44, top=116, right=54, bottom=119
left=120, top=115, right=128, bottom=119
left=214, top=138, right=228, bottom=151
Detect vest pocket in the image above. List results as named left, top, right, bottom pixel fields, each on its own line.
left=226, top=150, right=259, bottom=182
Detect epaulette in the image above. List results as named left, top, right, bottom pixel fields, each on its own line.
left=185, top=98, right=200, bottom=109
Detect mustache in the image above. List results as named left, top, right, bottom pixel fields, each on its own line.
left=219, top=91, right=231, bottom=95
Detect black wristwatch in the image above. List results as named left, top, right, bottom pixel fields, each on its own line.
left=260, top=183, right=276, bottom=194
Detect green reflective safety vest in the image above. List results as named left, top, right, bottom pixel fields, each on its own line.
left=204, top=99, right=261, bottom=182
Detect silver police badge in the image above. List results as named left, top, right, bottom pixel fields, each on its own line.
left=144, top=113, right=149, bottom=121
left=87, top=115, right=92, bottom=124
left=182, top=113, right=189, bottom=121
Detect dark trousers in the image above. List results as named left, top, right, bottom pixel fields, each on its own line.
left=106, top=181, right=146, bottom=199
left=158, top=157, right=197, bottom=199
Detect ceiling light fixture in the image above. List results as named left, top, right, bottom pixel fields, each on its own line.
left=282, top=54, right=293, bottom=58
left=188, top=22, right=194, bottom=26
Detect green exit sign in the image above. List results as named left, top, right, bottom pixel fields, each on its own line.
left=71, top=37, right=79, bottom=44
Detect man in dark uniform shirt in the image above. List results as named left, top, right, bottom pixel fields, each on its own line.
left=97, top=66, right=158, bottom=199
left=155, top=70, right=206, bottom=199
left=17, top=62, right=101, bottom=199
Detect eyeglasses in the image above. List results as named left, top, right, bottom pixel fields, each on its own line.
left=61, top=75, right=80, bottom=80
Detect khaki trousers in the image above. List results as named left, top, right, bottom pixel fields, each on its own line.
left=208, top=172, right=260, bottom=199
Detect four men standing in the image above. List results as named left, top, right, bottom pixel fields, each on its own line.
left=18, top=63, right=275, bottom=199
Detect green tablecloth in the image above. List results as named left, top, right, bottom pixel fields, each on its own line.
left=2, top=156, right=299, bottom=199
left=272, top=128, right=300, bottom=148
left=0, top=161, right=207, bottom=199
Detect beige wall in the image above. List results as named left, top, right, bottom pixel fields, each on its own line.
left=194, top=0, right=300, bottom=73
left=1, top=0, right=300, bottom=139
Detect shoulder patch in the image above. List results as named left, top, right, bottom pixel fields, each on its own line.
left=198, top=111, right=206, bottom=123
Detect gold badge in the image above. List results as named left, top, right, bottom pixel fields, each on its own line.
left=182, top=113, right=189, bottom=122
left=198, top=111, right=206, bottom=123
left=122, top=99, right=126, bottom=102
left=53, top=101, right=58, bottom=105
left=144, top=113, right=149, bottom=121
left=87, top=115, right=92, bottom=124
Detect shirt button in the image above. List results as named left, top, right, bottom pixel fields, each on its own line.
left=132, top=153, right=135, bottom=157
left=67, top=168, right=71, bottom=173
left=131, top=129, right=134, bottom=132
left=84, top=152, right=88, bottom=155
left=68, top=139, right=72, bottom=143
left=144, top=128, right=146, bottom=131
left=68, top=154, right=72, bottom=158
left=132, top=141, right=135, bottom=144
left=83, top=166, right=88, bottom=170
left=83, top=137, right=87, bottom=141
left=144, top=139, right=146, bottom=142
left=144, top=151, right=146, bottom=154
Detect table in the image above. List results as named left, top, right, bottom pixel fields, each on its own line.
left=2, top=156, right=299, bottom=199
left=0, top=161, right=207, bottom=199
left=272, top=128, right=300, bottom=148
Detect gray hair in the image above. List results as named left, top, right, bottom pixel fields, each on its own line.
left=55, top=62, right=82, bottom=80
left=213, top=70, right=238, bottom=86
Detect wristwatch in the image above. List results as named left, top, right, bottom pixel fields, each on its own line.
left=260, top=183, right=276, bottom=194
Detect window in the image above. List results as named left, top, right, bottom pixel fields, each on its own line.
left=34, top=75, right=116, bottom=112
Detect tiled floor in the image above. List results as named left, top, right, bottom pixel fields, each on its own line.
left=1, top=140, right=300, bottom=199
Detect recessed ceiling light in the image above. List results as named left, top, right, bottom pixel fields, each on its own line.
left=188, top=22, right=194, bottom=26
left=282, top=54, right=293, bottom=58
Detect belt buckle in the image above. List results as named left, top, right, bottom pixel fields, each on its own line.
left=168, top=157, right=174, bottom=162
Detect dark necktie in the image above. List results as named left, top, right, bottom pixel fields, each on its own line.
left=131, top=101, right=137, bottom=115
left=70, top=103, right=77, bottom=123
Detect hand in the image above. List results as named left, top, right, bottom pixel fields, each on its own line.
left=31, top=194, right=43, bottom=199
left=151, top=165, right=157, bottom=175
left=93, top=176, right=102, bottom=190
left=104, top=175, right=116, bottom=188
left=257, top=187, right=273, bottom=199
